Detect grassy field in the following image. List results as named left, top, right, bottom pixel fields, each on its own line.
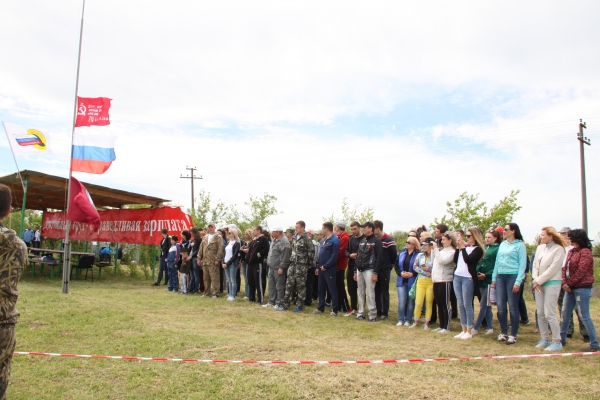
left=9, top=267, right=600, bottom=399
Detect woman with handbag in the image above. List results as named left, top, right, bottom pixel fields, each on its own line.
left=395, top=237, right=420, bottom=327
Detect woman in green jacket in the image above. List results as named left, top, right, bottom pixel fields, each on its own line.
left=471, top=229, right=502, bottom=336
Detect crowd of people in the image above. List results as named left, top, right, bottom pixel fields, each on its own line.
left=150, top=218, right=599, bottom=352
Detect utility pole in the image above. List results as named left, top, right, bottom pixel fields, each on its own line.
left=577, top=119, right=591, bottom=233
left=180, top=166, right=202, bottom=212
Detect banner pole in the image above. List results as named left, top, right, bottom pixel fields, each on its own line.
left=63, top=0, right=86, bottom=294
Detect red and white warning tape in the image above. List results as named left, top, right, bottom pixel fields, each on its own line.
left=14, top=351, right=600, bottom=365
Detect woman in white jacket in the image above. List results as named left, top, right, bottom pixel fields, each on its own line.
left=531, top=226, right=566, bottom=351
left=431, top=232, right=457, bottom=333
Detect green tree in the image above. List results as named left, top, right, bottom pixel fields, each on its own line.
left=241, top=193, right=279, bottom=230
left=432, top=190, right=522, bottom=231
left=188, top=190, right=279, bottom=232
left=324, top=198, right=375, bottom=229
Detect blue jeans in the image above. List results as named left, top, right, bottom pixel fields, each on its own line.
left=167, top=263, right=179, bottom=291
left=241, top=263, right=250, bottom=297
left=496, top=274, right=520, bottom=337
left=189, top=259, right=201, bottom=293
left=473, top=284, right=493, bottom=330
left=397, top=283, right=415, bottom=323
left=156, top=256, right=168, bottom=285
left=560, top=287, right=599, bottom=348
left=225, top=264, right=238, bottom=297
left=453, top=275, right=474, bottom=328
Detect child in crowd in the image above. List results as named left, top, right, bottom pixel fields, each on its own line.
left=179, top=246, right=190, bottom=295
left=166, top=235, right=180, bottom=293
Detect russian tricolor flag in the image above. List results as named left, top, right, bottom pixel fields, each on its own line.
left=71, top=133, right=117, bottom=174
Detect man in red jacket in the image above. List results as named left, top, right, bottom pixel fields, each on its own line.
left=334, top=221, right=350, bottom=313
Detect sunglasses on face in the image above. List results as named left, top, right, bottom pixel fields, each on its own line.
left=465, top=234, right=472, bottom=238
left=504, top=228, right=511, bottom=231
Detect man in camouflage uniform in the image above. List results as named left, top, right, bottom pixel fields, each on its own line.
left=198, top=222, right=224, bottom=298
left=278, top=221, right=314, bottom=312
left=0, top=184, right=26, bottom=399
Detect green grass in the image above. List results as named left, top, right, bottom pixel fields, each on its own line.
left=10, top=267, right=600, bottom=399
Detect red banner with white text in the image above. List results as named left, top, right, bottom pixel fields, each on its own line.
left=42, top=207, right=192, bottom=245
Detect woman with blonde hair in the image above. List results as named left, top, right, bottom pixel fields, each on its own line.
left=395, top=237, right=420, bottom=326
left=420, top=231, right=432, bottom=241
left=452, top=227, right=485, bottom=339
left=432, top=232, right=457, bottom=333
left=531, top=226, right=566, bottom=351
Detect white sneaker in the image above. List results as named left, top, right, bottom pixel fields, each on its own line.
left=485, top=329, right=494, bottom=335
left=404, top=321, right=410, bottom=327
left=243, top=296, right=249, bottom=300
left=423, top=325, right=429, bottom=330
left=408, top=323, right=417, bottom=329
left=396, top=321, right=404, bottom=327
left=461, top=332, right=473, bottom=340
left=470, top=329, right=478, bottom=336
left=438, top=329, right=449, bottom=334
left=454, top=332, right=466, bottom=339
left=227, top=297, right=235, bottom=301
left=343, top=309, right=357, bottom=317
left=432, top=327, right=442, bottom=332
left=262, top=303, right=274, bottom=307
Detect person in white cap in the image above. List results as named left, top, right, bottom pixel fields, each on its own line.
left=265, top=226, right=291, bottom=308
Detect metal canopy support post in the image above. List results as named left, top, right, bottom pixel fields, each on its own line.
left=19, top=175, right=28, bottom=237
left=114, top=243, right=119, bottom=275
left=152, top=245, right=156, bottom=281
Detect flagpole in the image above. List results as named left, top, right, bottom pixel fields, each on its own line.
left=62, top=0, right=86, bottom=294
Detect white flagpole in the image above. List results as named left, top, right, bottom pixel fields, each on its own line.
left=2, top=122, right=26, bottom=192
left=62, top=0, right=86, bottom=294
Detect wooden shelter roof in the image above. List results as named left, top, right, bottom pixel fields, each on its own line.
left=0, top=170, right=170, bottom=211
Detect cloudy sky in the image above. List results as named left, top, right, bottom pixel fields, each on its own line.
left=1, top=0, right=599, bottom=241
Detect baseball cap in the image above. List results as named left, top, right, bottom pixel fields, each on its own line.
left=207, top=222, right=216, bottom=227
left=315, top=229, right=323, bottom=235
left=271, top=225, right=284, bottom=232
left=559, top=227, right=571, bottom=234
left=360, top=221, right=375, bottom=229
left=335, top=221, right=347, bottom=230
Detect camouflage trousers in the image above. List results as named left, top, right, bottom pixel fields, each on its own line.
left=282, top=263, right=309, bottom=309
left=0, top=325, right=16, bottom=400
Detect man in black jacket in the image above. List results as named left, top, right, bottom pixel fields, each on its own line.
left=152, top=228, right=171, bottom=286
left=244, top=226, right=270, bottom=304
left=353, top=222, right=383, bottom=322
left=373, top=220, right=397, bottom=321
left=344, top=221, right=363, bottom=316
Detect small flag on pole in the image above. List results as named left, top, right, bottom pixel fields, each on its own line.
left=66, top=176, right=101, bottom=231
left=2, top=122, right=53, bottom=156
left=71, top=133, right=117, bottom=174
left=75, top=97, right=111, bottom=127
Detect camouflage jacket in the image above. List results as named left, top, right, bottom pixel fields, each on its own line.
left=290, top=233, right=315, bottom=266
left=0, top=224, right=26, bottom=325
left=198, top=232, right=224, bottom=267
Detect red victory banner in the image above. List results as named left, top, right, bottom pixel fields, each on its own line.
left=75, top=97, right=112, bottom=127
left=42, top=207, right=192, bottom=245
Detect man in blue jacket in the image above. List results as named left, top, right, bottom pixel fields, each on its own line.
left=312, top=222, right=340, bottom=316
